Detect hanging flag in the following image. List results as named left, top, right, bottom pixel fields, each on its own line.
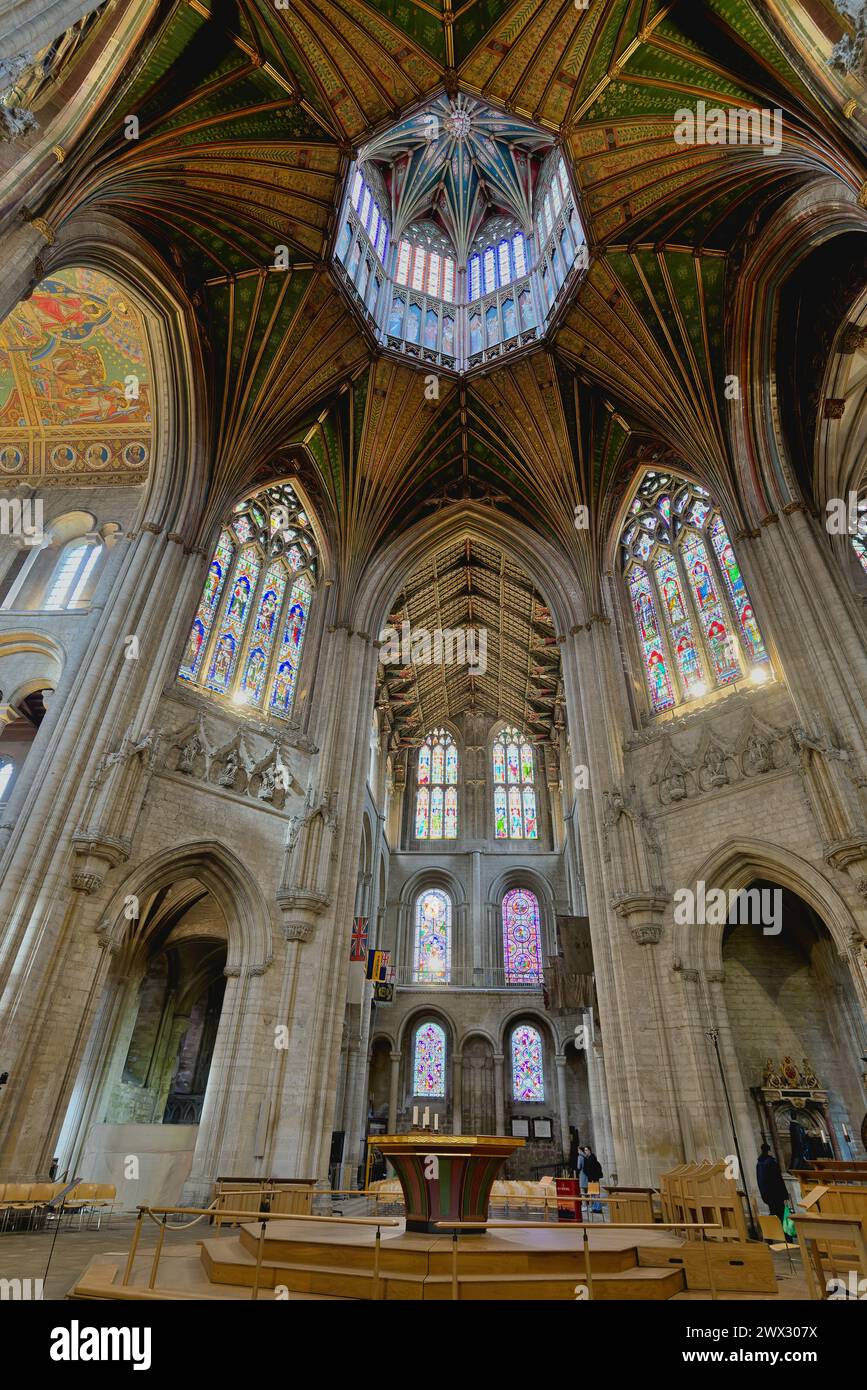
left=367, top=948, right=390, bottom=982
left=373, top=982, right=394, bottom=1003
left=350, top=917, right=369, bottom=962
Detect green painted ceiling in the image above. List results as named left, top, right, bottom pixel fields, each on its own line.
left=34, top=0, right=867, bottom=613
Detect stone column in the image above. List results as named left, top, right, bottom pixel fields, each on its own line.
left=452, top=1050, right=462, bottom=1135
left=471, top=849, right=482, bottom=982
left=555, top=1055, right=569, bottom=1159
left=387, top=1050, right=400, bottom=1132
left=493, top=1053, right=505, bottom=1136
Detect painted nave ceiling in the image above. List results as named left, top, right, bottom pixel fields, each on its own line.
left=16, top=0, right=867, bottom=614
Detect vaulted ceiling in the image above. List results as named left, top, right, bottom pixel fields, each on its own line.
left=24, top=0, right=867, bottom=632
left=379, top=536, right=561, bottom=742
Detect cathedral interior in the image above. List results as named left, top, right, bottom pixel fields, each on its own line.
left=0, top=0, right=866, bottom=1320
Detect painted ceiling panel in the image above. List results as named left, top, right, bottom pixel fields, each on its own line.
left=0, top=269, right=153, bottom=488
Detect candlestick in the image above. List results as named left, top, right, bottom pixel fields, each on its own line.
left=433, top=1113, right=439, bottom=1132
left=423, top=1106, right=430, bottom=1128
left=412, top=1106, right=419, bottom=1127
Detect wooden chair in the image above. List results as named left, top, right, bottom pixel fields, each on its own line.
left=0, top=1183, right=32, bottom=1232
left=794, top=1213, right=867, bottom=1300
left=758, top=1214, right=798, bottom=1275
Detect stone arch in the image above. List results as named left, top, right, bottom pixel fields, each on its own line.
left=397, top=1008, right=456, bottom=1128
left=0, top=630, right=64, bottom=709
left=397, top=1005, right=456, bottom=1054
left=486, top=867, right=557, bottom=972
left=13, top=211, right=209, bottom=539
left=459, top=1030, right=498, bottom=1138
left=399, top=865, right=467, bottom=910
left=398, top=868, right=466, bottom=983
left=500, top=1007, right=558, bottom=1055
left=351, top=501, right=585, bottom=644
left=98, top=839, right=274, bottom=977
left=728, top=178, right=867, bottom=520
left=674, top=835, right=862, bottom=977
left=57, top=840, right=274, bottom=1192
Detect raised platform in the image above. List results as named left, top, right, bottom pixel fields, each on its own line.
left=72, top=1218, right=708, bottom=1301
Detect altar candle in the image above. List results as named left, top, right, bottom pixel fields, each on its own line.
left=412, top=1106, right=419, bottom=1127
left=434, top=1114, right=439, bottom=1132
left=423, top=1106, right=430, bottom=1128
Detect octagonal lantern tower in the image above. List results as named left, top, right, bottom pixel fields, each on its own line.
left=332, top=92, right=588, bottom=376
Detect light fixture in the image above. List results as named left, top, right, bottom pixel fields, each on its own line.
left=750, top=666, right=768, bottom=685
left=693, top=681, right=708, bottom=697
left=232, top=690, right=247, bottom=706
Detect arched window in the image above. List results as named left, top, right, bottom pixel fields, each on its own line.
left=0, top=759, right=14, bottom=800
left=342, top=168, right=389, bottom=273
left=178, top=483, right=317, bottom=720
left=620, top=473, right=769, bottom=714
left=511, top=1024, right=544, bottom=1101
left=469, top=254, right=481, bottom=300
left=416, top=728, right=457, bottom=839
left=44, top=540, right=101, bottom=609
left=503, top=889, right=543, bottom=984
left=413, top=1021, right=446, bottom=1096
left=493, top=726, right=537, bottom=839
left=413, top=888, right=451, bottom=983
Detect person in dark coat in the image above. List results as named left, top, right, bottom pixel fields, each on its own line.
left=756, top=1142, right=789, bottom=1225
left=582, top=1146, right=604, bottom=1214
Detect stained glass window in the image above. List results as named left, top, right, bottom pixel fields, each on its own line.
left=270, top=574, right=311, bottom=718
left=511, top=1024, right=544, bottom=1101
left=493, top=727, right=538, bottom=838
left=709, top=516, right=767, bottom=665
left=206, top=545, right=261, bottom=694
left=470, top=254, right=480, bottom=300
left=621, top=473, right=768, bottom=712
left=413, top=1021, right=446, bottom=1097
left=177, top=484, right=316, bottom=719
left=413, top=889, right=451, bottom=983
left=239, top=560, right=287, bottom=706
left=503, top=889, right=543, bottom=985
left=494, top=787, right=508, bottom=839
left=416, top=787, right=430, bottom=839
left=416, top=729, right=457, bottom=839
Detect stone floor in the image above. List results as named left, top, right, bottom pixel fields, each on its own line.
left=0, top=1213, right=163, bottom=1299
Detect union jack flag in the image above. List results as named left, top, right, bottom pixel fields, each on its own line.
left=350, top=916, right=369, bottom=962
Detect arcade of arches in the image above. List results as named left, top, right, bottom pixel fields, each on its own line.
left=0, top=0, right=867, bottom=1254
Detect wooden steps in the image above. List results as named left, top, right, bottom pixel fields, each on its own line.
left=71, top=1219, right=773, bottom=1302
left=198, top=1224, right=688, bottom=1301
left=201, top=1237, right=427, bottom=1299
left=422, top=1268, right=684, bottom=1301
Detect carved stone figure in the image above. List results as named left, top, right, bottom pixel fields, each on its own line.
left=702, top=744, right=729, bottom=789
left=218, top=748, right=243, bottom=789
left=744, top=731, right=773, bottom=776
left=178, top=734, right=203, bottom=775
